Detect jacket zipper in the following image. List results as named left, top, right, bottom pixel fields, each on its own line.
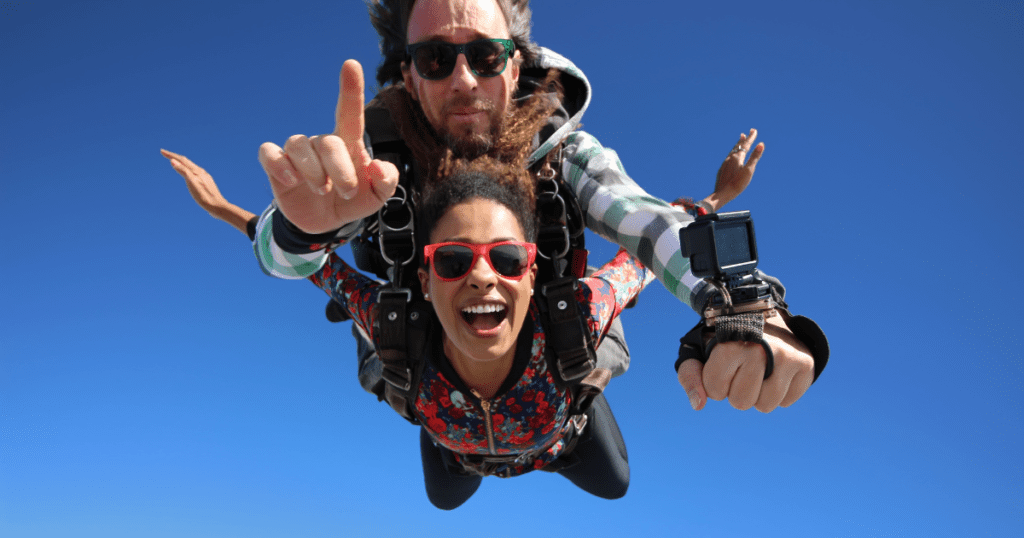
left=471, top=389, right=497, bottom=455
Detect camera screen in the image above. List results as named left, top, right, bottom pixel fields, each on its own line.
left=716, top=221, right=754, bottom=268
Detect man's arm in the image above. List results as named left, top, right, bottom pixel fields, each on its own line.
left=560, top=130, right=824, bottom=413
left=560, top=130, right=707, bottom=310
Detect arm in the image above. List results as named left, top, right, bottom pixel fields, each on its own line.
left=561, top=130, right=707, bottom=311
left=578, top=249, right=655, bottom=344
left=163, top=149, right=257, bottom=238
left=307, top=250, right=382, bottom=340
left=561, top=133, right=824, bottom=413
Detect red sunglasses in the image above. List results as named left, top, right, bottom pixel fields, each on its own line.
left=423, top=241, right=537, bottom=282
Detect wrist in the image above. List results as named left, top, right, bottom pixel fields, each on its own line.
left=698, top=195, right=720, bottom=213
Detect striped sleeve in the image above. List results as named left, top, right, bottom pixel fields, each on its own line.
left=561, top=130, right=708, bottom=312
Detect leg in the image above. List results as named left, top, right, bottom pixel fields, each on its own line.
left=596, top=316, right=630, bottom=378
left=554, top=393, right=630, bottom=499
left=419, top=428, right=482, bottom=510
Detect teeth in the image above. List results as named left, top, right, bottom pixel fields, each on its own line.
left=462, top=304, right=506, bottom=315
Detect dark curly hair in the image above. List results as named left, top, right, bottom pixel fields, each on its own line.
left=367, top=0, right=539, bottom=87
left=376, top=70, right=562, bottom=248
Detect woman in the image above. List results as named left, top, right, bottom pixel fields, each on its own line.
left=164, top=147, right=650, bottom=508
left=308, top=157, right=650, bottom=507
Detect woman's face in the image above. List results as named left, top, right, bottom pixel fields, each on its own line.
left=418, top=197, right=536, bottom=365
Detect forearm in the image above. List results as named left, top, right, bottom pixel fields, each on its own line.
left=561, top=131, right=708, bottom=312
left=581, top=249, right=655, bottom=343
left=208, top=202, right=257, bottom=237
left=308, top=251, right=381, bottom=338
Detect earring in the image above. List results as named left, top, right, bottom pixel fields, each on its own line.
left=424, top=293, right=430, bottom=300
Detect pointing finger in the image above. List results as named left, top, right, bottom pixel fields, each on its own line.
left=335, top=60, right=372, bottom=168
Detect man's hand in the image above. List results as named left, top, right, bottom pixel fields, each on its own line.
left=257, top=60, right=399, bottom=234
left=677, top=311, right=814, bottom=413
left=701, top=129, right=765, bottom=212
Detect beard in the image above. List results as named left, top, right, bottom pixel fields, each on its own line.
left=436, top=97, right=506, bottom=159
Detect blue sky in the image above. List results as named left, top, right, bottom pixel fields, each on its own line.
left=2, top=1, right=1022, bottom=536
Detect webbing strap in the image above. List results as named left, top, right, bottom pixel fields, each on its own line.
left=377, top=288, right=418, bottom=422
left=540, top=276, right=597, bottom=384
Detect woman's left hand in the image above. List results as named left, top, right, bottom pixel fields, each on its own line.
left=701, top=129, right=765, bottom=212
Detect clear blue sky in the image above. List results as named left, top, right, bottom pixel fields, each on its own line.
left=2, top=1, right=1022, bottom=536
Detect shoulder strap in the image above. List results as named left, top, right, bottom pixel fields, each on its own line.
left=376, top=289, right=432, bottom=424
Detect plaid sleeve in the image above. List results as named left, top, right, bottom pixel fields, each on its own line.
left=252, top=203, right=363, bottom=280
left=561, top=130, right=707, bottom=312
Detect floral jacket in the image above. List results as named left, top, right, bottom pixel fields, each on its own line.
left=304, top=240, right=652, bottom=477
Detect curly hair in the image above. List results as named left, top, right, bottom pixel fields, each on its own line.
left=367, top=0, right=539, bottom=87
left=378, top=69, right=560, bottom=189
left=377, top=69, right=562, bottom=247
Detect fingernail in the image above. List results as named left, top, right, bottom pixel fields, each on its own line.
left=281, top=169, right=298, bottom=187
left=340, top=186, right=358, bottom=200
left=687, top=389, right=701, bottom=411
left=315, top=184, right=330, bottom=196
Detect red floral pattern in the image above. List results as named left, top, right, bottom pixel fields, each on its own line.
left=309, top=248, right=650, bottom=477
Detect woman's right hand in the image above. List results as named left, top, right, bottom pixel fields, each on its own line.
left=162, top=148, right=234, bottom=216
left=257, top=60, right=399, bottom=234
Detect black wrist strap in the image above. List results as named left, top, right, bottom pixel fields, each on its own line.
left=675, top=311, right=829, bottom=383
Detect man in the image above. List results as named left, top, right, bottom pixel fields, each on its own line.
left=253, top=0, right=822, bottom=415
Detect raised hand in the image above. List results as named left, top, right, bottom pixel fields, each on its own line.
left=162, top=148, right=256, bottom=236
left=258, top=60, right=399, bottom=234
left=702, top=129, right=765, bottom=212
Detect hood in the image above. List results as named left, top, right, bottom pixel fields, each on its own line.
left=517, top=46, right=592, bottom=168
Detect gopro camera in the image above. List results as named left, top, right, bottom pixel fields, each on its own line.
left=680, top=211, right=772, bottom=312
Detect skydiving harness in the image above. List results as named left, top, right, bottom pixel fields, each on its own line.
left=349, top=113, right=609, bottom=472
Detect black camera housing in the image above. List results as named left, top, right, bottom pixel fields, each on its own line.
left=680, top=211, right=758, bottom=280
left=680, top=211, right=772, bottom=309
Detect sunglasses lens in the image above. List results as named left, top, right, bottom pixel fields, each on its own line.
left=433, top=245, right=475, bottom=279
left=412, top=43, right=457, bottom=80
left=489, top=244, right=529, bottom=278
left=466, top=41, right=509, bottom=77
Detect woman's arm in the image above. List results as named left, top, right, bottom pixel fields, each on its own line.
left=162, top=149, right=257, bottom=237
left=578, top=249, right=655, bottom=344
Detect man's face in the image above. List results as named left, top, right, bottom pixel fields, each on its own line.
left=402, top=0, right=520, bottom=153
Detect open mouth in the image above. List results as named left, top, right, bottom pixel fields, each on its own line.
left=461, top=303, right=508, bottom=331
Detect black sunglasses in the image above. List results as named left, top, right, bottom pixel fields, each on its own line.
left=405, top=38, right=515, bottom=81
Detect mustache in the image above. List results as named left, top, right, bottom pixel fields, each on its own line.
left=440, top=95, right=496, bottom=115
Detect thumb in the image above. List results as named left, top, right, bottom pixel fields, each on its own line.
left=677, top=359, right=707, bottom=411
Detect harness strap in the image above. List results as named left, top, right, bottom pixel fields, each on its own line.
left=377, top=288, right=421, bottom=423
left=539, top=276, right=598, bottom=384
